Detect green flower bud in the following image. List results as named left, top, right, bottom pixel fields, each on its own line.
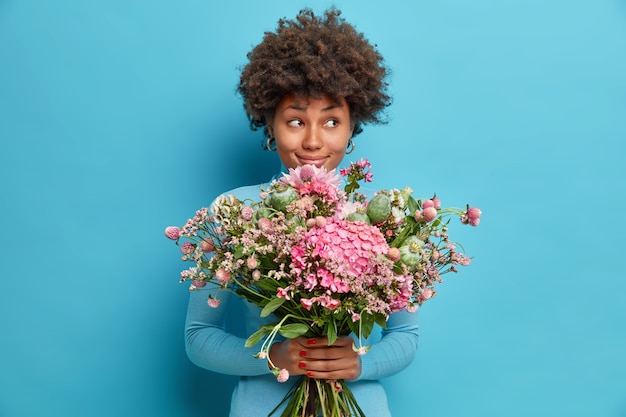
left=399, top=236, right=424, bottom=266
left=366, top=194, right=391, bottom=224
left=254, top=207, right=273, bottom=221
left=346, top=212, right=371, bottom=224
left=269, top=187, right=298, bottom=212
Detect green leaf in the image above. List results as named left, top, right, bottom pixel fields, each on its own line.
left=254, top=279, right=281, bottom=292
left=244, top=327, right=271, bottom=348
left=360, top=314, right=375, bottom=339
left=235, top=288, right=264, bottom=304
left=374, top=313, right=388, bottom=330
left=278, top=323, right=310, bottom=339
left=347, top=318, right=360, bottom=337
left=326, top=318, right=338, bottom=345
left=260, top=297, right=286, bottom=317
left=233, top=245, right=244, bottom=259
left=408, top=196, right=419, bottom=213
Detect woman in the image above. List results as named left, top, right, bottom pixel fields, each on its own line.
left=185, top=8, right=419, bottom=416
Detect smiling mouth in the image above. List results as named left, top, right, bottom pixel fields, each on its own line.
left=297, top=156, right=327, bottom=167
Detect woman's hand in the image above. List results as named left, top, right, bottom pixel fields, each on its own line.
left=269, top=336, right=361, bottom=381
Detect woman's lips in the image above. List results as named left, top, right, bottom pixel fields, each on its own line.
left=297, top=156, right=327, bottom=167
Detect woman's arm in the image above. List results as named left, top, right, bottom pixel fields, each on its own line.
left=358, top=310, right=419, bottom=380
left=184, top=288, right=271, bottom=376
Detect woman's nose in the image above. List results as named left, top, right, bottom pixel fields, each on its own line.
left=302, top=127, right=323, bottom=149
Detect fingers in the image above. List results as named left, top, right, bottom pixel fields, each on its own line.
left=295, top=336, right=361, bottom=381
left=299, top=356, right=362, bottom=381
left=302, top=335, right=353, bottom=349
left=268, top=336, right=320, bottom=374
left=269, top=336, right=362, bottom=380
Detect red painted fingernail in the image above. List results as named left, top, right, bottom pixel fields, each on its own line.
left=299, top=350, right=307, bottom=357
left=307, top=339, right=316, bottom=345
left=306, top=372, right=313, bottom=377
left=298, top=361, right=306, bottom=369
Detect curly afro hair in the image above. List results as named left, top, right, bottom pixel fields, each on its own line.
left=237, top=8, right=392, bottom=140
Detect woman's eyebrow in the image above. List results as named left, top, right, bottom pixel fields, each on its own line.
left=321, top=104, right=344, bottom=112
left=284, top=103, right=344, bottom=112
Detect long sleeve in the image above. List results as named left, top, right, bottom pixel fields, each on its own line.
left=185, top=288, right=419, bottom=379
left=184, top=288, right=272, bottom=376
left=358, top=310, right=419, bottom=380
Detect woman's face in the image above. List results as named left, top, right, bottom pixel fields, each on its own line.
left=269, top=94, right=354, bottom=171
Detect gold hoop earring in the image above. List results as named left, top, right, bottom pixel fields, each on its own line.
left=345, top=139, right=355, bottom=155
left=266, top=137, right=277, bottom=152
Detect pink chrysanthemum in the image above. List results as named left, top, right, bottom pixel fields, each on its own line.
left=279, top=165, right=342, bottom=190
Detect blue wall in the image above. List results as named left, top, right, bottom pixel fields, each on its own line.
left=1, top=1, right=625, bottom=416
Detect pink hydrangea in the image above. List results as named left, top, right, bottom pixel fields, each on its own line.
left=294, top=218, right=389, bottom=278
left=289, top=217, right=410, bottom=313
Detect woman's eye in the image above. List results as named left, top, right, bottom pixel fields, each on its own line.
left=325, top=119, right=339, bottom=128
left=287, top=119, right=303, bottom=127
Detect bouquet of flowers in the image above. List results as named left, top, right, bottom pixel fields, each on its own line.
left=165, top=159, right=481, bottom=417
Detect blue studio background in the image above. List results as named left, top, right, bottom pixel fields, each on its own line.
left=1, top=1, right=625, bottom=416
